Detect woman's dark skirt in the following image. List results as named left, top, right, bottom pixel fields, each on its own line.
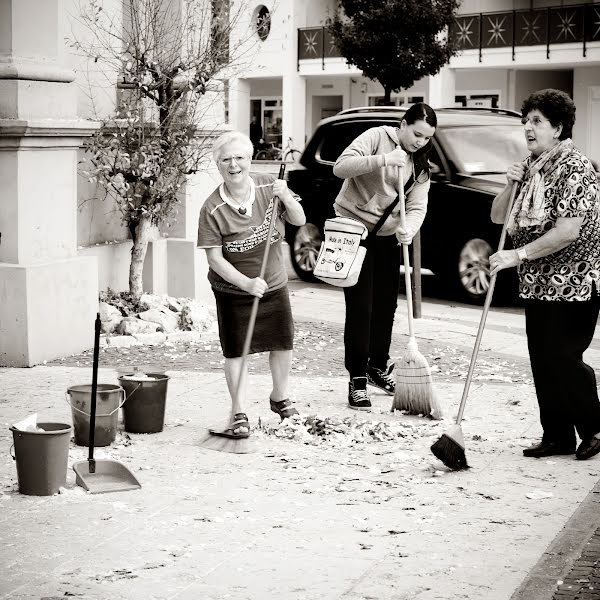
left=213, top=286, right=294, bottom=358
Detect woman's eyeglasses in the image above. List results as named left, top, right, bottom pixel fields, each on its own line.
left=219, top=156, right=250, bottom=165
left=521, top=116, right=550, bottom=127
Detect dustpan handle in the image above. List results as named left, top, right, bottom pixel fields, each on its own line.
left=88, top=312, right=101, bottom=463
left=455, top=182, right=519, bottom=424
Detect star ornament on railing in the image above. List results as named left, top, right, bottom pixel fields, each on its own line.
left=556, top=10, right=576, bottom=41
left=456, top=18, right=475, bottom=47
left=521, top=13, right=542, bottom=43
left=592, top=7, right=600, bottom=39
left=303, top=31, right=319, bottom=56
left=487, top=15, right=507, bottom=44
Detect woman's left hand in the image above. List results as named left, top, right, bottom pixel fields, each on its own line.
left=489, top=249, right=519, bottom=276
left=272, top=180, right=290, bottom=199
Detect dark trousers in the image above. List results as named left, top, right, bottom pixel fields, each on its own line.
left=525, top=293, right=600, bottom=446
left=343, top=234, right=401, bottom=379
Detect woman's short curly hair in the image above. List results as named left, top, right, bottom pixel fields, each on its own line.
left=521, top=88, right=575, bottom=140
left=212, top=131, right=254, bottom=162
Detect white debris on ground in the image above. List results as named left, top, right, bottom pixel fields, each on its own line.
left=257, top=413, right=437, bottom=447
left=428, top=346, right=532, bottom=384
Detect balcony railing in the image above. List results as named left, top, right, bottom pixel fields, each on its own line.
left=298, top=2, right=600, bottom=67
left=450, top=3, right=600, bottom=60
left=298, top=26, right=342, bottom=65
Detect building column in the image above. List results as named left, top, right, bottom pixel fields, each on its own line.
left=426, top=66, right=456, bottom=108
left=281, top=0, right=306, bottom=152
left=0, top=0, right=99, bottom=366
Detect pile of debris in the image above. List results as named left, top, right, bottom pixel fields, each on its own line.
left=258, top=414, right=429, bottom=447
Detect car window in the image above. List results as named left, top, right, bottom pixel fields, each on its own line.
left=318, top=121, right=393, bottom=163
left=436, top=125, right=528, bottom=174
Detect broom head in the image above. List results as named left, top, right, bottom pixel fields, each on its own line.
left=430, top=424, right=468, bottom=470
left=392, top=338, right=443, bottom=419
left=198, top=428, right=260, bottom=454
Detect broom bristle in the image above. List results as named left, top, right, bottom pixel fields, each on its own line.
left=431, top=426, right=469, bottom=471
left=198, top=429, right=259, bottom=454
left=393, top=345, right=443, bottom=419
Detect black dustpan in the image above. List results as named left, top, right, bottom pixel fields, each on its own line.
left=73, top=313, right=141, bottom=494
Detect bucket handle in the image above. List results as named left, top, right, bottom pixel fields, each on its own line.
left=65, top=387, right=129, bottom=417
left=9, top=442, right=15, bottom=461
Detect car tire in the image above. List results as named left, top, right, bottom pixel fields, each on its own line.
left=440, top=236, right=517, bottom=305
left=288, top=223, right=322, bottom=282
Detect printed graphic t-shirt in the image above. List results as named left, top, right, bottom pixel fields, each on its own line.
left=197, top=173, right=291, bottom=295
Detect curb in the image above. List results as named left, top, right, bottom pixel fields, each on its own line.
left=511, top=477, right=600, bottom=599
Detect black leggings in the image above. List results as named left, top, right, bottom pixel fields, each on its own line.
left=343, top=234, right=401, bottom=379
left=525, top=293, right=600, bottom=446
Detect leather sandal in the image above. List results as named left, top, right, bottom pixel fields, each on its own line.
left=209, top=413, right=250, bottom=439
left=269, top=398, right=299, bottom=421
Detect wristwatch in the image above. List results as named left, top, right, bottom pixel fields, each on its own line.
left=516, top=246, right=528, bottom=262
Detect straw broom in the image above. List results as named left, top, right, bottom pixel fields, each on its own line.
left=430, top=182, right=519, bottom=470
left=392, top=170, right=442, bottom=419
left=199, top=164, right=286, bottom=454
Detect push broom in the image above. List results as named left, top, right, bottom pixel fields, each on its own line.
left=431, top=182, right=519, bottom=470
left=392, top=170, right=442, bottom=419
left=199, top=164, right=286, bottom=454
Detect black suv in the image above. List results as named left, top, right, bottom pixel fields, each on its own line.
left=285, top=106, right=528, bottom=304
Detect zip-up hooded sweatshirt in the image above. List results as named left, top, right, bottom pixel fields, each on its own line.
left=333, top=125, right=430, bottom=237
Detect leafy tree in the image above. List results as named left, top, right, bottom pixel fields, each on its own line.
left=328, top=0, right=460, bottom=104
left=70, top=0, right=257, bottom=299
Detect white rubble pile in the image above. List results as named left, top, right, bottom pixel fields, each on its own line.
left=99, top=294, right=215, bottom=337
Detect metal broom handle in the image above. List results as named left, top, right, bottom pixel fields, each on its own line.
left=455, top=182, right=519, bottom=424
left=235, top=164, right=286, bottom=404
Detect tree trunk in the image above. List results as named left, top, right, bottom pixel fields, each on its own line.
left=129, top=213, right=152, bottom=300
left=383, top=85, right=392, bottom=106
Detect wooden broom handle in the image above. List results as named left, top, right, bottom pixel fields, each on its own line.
left=397, top=168, right=415, bottom=339
left=235, top=164, right=286, bottom=404
left=455, top=182, right=519, bottom=424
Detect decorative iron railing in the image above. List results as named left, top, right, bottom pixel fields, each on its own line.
left=450, top=3, right=600, bottom=60
left=297, top=26, right=342, bottom=64
left=298, top=2, right=600, bottom=67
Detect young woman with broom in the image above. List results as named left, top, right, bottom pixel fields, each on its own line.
left=332, top=102, right=437, bottom=411
left=197, top=131, right=306, bottom=439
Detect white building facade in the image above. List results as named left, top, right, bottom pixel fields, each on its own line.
left=1, top=0, right=599, bottom=366
left=231, top=0, right=600, bottom=163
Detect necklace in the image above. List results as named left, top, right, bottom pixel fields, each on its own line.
left=223, top=184, right=250, bottom=214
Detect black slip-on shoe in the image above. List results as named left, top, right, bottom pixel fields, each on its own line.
left=576, top=437, right=600, bottom=460
left=522, top=441, right=575, bottom=458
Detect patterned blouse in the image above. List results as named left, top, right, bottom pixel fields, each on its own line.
left=511, top=147, right=600, bottom=301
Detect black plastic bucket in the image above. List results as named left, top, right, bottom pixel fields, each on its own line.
left=10, top=422, right=72, bottom=496
left=118, top=373, right=170, bottom=434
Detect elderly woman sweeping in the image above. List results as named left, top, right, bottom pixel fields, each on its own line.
left=490, top=88, right=600, bottom=460
left=197, top=131, right=306, bottom=438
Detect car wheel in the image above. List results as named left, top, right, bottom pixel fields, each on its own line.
left=457, top=237, right=493, bottom=303
left=289, top=223, right=322, bottom=282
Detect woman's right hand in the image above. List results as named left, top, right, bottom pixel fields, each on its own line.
left=385, top=146, right=407, bottom=168
left=506, top=163, right=525, bottom=183
left=243, top=277, right=268, bottom=298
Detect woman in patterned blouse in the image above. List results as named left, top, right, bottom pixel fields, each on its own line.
left=490, top=88, right=600, bottom=461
